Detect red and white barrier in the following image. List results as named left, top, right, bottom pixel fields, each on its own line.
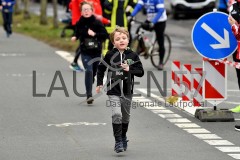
left=171, top=61, right=181, bottom=97
left=170, top=59, right=227, bottom=108
left=203, top=57, right=240, bottom=69
left=216, top=59, right=240, bottom=69
left=193, top=68, right=203, bottom=107
left=203, top=60, right=226, bottom=103
left=182, top=64, right=192, bottom=101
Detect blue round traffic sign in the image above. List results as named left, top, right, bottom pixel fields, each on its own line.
left=192, top=11, right=237, bottom=59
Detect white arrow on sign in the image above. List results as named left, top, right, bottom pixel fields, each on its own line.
left=201, top=23, right=230, bottom=49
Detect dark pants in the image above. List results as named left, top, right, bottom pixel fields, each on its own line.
left=2, top=11, right=13, bottom=34
left=154, top=21, right=166, bottom=65
left=81, top=53, right=100, bottom=97
left=73, top=46, right=81, bottom=63
left=233, top=50, right=240, bottom=90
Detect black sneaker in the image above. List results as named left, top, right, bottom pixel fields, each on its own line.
left=235, top=125, right=240, bottom=131
left=122, top=137, right=129, bottom=151
left=114, top=141, right=124, bottom=153
left=86, top=96, right=94, bottom=104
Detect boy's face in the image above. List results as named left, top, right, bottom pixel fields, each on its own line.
left=113, top=32, right=129, bottom=51
left=81, top=4, right=93, bottom=18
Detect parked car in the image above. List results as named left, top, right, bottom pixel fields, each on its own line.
left=170, top=0, right=216, bottom=19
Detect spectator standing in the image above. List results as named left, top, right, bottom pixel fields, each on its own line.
left=228, top=3, right=240, bottom=130
left=103, top=0, right=137, bottom=50
left=229, top=3, right=240, bottom=90
left=0, top=0, right=15, bottom=37
left=71, top=1, right=108, bottom=104
left=96, top=26, right=144, bottom=153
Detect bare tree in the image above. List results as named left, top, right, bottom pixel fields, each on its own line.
left=14, top=0, right=21, bottom=15
left=52, top=0, right=58, bottom=28
left=40, top=0, right=48, bottom=25
left=23, top=0, right=31, bottom=19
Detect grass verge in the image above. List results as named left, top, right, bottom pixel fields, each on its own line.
left=1, top=13, right=78, bottom=53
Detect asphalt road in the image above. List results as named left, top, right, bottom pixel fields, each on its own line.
left=1, top=12, right=240, bottom=160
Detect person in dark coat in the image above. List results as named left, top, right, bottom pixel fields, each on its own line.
left=71, top=1, right=108, bottom=104
left=228, top=2, right=240, bottom=130
left=0, top=0, right=15, bottom=37
left=96, top=26, right=144, bottom=153
left=228, top=2, right=240, bottom=90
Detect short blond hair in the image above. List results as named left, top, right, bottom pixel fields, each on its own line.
left=80, top=1, right=93, bottom=11
left=109, top=26, right=130, bottom=43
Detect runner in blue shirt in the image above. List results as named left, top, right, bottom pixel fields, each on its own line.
left=130, top=0, right=167, bottom=70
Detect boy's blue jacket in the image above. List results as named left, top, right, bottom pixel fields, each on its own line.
left=97, top=48, right=144, bottom=96
left=1, top=0, right=15, bottom=12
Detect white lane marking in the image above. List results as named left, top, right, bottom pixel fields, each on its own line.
left=227, top=94, right=240, bottom=97
left=224, top=101, right=240, bottom=105
left=47, top=122, right=106, bottom=127
left=132, top=96, right=150, bottom=99
left=137, top=88, right=166, bottom=102
left=228, top=154, right=240, bottom=159
left=175, top=123, right=200, bottom=128
left=216, top=147, right=240, bottom=152
left=228, top=90, right=240, bottom=92
left=151, top=109, right=173, bottom=114
left=145, top=106, right=166, bottom=110
left=55, top=50, right=84, bottom=69
left=138, top=88, right=172, bottom=92
left=0, top=53, right=26, bottom=56
left=136, top=88, right=240, bottom=160
left=133, top=98, right=152, bottom=102
left=168, top=118, right=191, bottom=123
left=204, top=140, right=234, bottom=146
left=6, top=73, right=45, bottom=77
left=193, top=134, right=222, bottom=140
left=184, top=128, right=211, bottom=133
left=158, top=114, right=182, bottom=118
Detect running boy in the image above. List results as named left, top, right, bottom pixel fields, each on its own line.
left=96, top=26, right=144, bottom=153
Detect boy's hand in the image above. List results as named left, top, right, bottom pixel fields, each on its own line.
left=88, top=29, right=96, bottom=37
left=96, top=85, right=103, bottom=93
left=121, top=63, right=129, bottom=72
left=71, top=36, right=77, bottom=42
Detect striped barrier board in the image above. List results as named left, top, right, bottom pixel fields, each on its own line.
left=203, top=59, right=227, bottom=105
left=171, top=61, right=181, bottom=97
left=182, top=64, right=192, bottom=101
left=193, top=68, right=203, bottom=107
